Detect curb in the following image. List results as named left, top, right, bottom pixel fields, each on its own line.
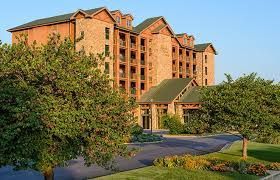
left=162, top=133, right=230, bottom=138
left=261, top=171, right=280, bottom=180
left=124, top=140, right=164, bottom=145
left=218, top=142, right=233, bottom=152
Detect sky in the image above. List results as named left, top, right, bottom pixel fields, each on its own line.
left=1, top=0, right=279, bottom=83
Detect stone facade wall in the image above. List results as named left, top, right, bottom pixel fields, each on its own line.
left=150, top=34, right=172, bottom=86
left=75, top=18, right=114, bottom=79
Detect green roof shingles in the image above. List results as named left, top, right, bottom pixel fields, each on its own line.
left=8, top=7, right=103, bottom=32
left=194, top=43, right=211, bottom=51
left=178, top=86, right=201, bottom=103
left=133, top=16, right=162, bottom=33
left=139, top=78, right=192, bottom=103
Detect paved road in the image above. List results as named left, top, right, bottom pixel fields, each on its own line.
left=0, top=134, right=240, bottom=180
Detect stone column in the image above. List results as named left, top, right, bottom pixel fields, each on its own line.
left=151, top=104, right=157, bottom=130
left=167, top=102, right=175, bottom=114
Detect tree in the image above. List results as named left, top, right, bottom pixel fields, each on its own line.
left=200, top=73, right=280, bottom=159
left=0, top=35, right=136, bottom=180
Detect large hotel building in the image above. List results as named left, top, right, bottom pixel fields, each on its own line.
left=8, top=7, right=218, bottom=129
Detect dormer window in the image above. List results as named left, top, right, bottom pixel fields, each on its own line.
left=116, top=16, right=121, bottom=24
left=184, top=38, right=187, bottom=45
left=127, top=20, right=132, bottom=27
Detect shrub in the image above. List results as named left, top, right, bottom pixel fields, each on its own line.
left=247, top=164, right=267, bottom=176
left=210, top=163, right=233, bottom=172
left=131, top=133, right=161, bottom=143
left=161, top=114, right=184, bottom=134
left=256, top=132, right=280, bottom=144
left=267, top=162, right=280, bottom=170
left=131, top=124, right=143, bottom=136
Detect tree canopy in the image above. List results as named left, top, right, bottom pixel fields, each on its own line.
left=200, top=73, right=280, bottom=158
left=0, top=35, right=136, bottom=179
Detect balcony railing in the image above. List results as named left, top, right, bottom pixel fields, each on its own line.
left=120, top=55, right=126, bottom=62
left=186, top=57, right=191, bottom=62
left=140, top=60, right=145, bottom=65
left=119, top=72, right=126, bottom=78
left=186, top=69, right=190, bottom=74
left=130, top=43, right=136, bottom=49
left=179, top=55, right=183, bottom=61
left=141, top=75, right=145, bottom=80
left=141, top=45, right=146, bottom=51
left=193, top=70, right=197, bottom=76
left=130, top=73, right=137, bottom=80
left=130, top=58, right=137, bottom=64
left=120, top=40, right=126, bottom=47
left=172, top=66, right=177, bottom=72
left=179, top=66, right=183, bottom=73
left=131, top=88, right=136, bottom=95
left=172, top=53, right=176, bottom=59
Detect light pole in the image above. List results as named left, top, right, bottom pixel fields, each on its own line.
left=150, top=99, right=153, bottom=134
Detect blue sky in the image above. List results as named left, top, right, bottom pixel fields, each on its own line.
left=1, top=0, right=279, bottom=83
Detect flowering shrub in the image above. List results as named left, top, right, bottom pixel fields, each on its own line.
left=210, top=163, right=233, bottom=172
left=247, top=164, right=267, bottom=176
left=267, top=162, right=280, bottom=170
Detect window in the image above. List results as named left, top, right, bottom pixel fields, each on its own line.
left=127, top=20, right=132, bottom=27
left=105, top=45, right=110, bottom=57
left=184, top=38, right=187, bottom=44
left=205, top=79, right=208, bottom=86
left=205, top=67, right=208, bottom=75
left=116, top=16, right=121, bottom=24
left=186, top=51, right=189, bottom=57
left=104, top=62, right=109, bottom=74
left=105, top=27, right=110, bottom=40
left=193, top=53, right=196, bottom=59
left=205, top=55, right=208, bottom=63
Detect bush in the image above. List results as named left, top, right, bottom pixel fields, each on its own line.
left=131, top=133, right=162, bottom=143
left=267, top=162, right=280, bottom=170
left=154, top=155, right=210, bottom=170
left=210, top=163, right=233, bottom=172
left=131, top=124, right=143, bottom=136
left=247, top=164, right=267, bottom=176
left=256, top=132, right=280, bottom=144
left=161, top=114, right=184, bottom=134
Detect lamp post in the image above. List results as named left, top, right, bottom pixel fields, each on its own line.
left=150, top=99, right=153, bottom=134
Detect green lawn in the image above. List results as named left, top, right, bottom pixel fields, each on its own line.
left=96, top=166, right=258, bottom=180
left=205, top=141, right=280, bottom=164
left=95, top=141, right=280, bottom=180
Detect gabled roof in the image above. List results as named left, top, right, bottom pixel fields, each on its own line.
left=8, top=7, right=105, bottom=32
left=139, top=78, right=193, bottom=103
left=133, top=16, right=163, bottom=33
left=194, top=43, right=218, bottom=55
left=176, top=33, right=187, bottom=37
left=178, top=86, right=201, bottom=103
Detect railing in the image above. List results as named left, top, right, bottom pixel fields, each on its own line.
left=119, top=72, right=126, bottom=78
left=186, top=69, right=190, bottom=74
left=172, top=66, right=177, bottom=72
left=130, top=73, right=137, bottom=80
left=186, top=57, right=191, bottom=62
left=120, top=40, right=126, bottom=47
left=120, top=55, right=126, bottom=62
left=141, top=75, right=145, bottom=80
left=141, top=45, right=146, bottom=51
left=141, top=60, right=145, bottom=65
left=130, top=58, right=137, bottom=64
left=172, top=53, right=176, bottom=59
left=179, top=55, right=183, bottom=61
left=193, top=70, right=197, bottom=76
left=130, top=43, right=136, bottom=49
left=179, top=66, right=183, bottom=73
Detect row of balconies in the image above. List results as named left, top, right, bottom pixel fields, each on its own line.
left=119, top=55, right=146, bottom=65
left=119, top=73, right=146, bottom=80
left=119, top=83, right=146, bottom=95
left=119, top=40, right=146, bottom=51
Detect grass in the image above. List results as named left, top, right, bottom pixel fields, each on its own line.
left=95, top=141, right=280, bottom=180
left=204, top=141, right=280, bottom=164
left=96, top=166, right=258, bottom=180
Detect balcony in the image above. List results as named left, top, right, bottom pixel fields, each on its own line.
left=130, top=73, right=137, bottom=80
left=119, top=72, right=126, bottom=78
left=120, top=40, right=126, bottom=47
left=186, top=57, right=191, bottom=62
left=130, top=43, right=136, bottom=49
left=141, top=45, right=146, bottom=51
left=140, top=60, right=145, bottom=65
left=141, top=75, right=145, bottom=80
left=179, top=66, right=183, bottom=73
left=120, top=55, right=126, bottom=63
left=172, top=66, right=177, bottom=72
left=186, top=69, right=190, bottom=74
left=130, top=58, right=137, bottom=64
left=193, top=70, right=197, bottom=76
left=172, top=53, right=176, bottom=60
left=131, top=88, right=137, bottom=95
left=179, top=55, right=183, bottom=61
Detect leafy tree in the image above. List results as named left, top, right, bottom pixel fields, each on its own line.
left=0, top=35, right=136, bottom=180
left=200, top=73, right=280, bottom=159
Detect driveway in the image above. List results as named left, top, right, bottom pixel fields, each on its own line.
left=0, top=134, right=240, bottom=180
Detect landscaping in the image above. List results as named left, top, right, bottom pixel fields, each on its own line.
left=96, top=141, right=280, bottom=180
